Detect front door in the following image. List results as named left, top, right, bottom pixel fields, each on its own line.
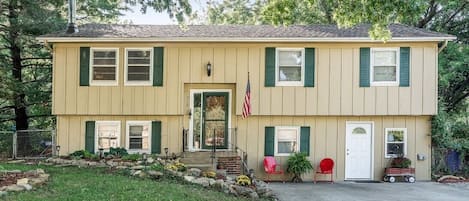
left=190, top=91, right=229, bottom=150
left=345, top=122, right=373, bottom=180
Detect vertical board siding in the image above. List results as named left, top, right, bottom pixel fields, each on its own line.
left=54, top=43, right=437, bottom=116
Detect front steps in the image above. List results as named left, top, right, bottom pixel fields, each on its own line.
left=180, top=151, right=241, bottom=174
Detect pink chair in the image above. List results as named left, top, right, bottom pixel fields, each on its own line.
left=264, top=156, right=284, bottom=182
left=314, top=158, right=334, bottom=183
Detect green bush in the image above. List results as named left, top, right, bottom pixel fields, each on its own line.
left=286, top=152, right=313, bottom=182
left=150, top=163, right=165, bottom=171
left=106, top=147, right=128, bottom=157
left=390, top=157, right=412, bottom=168
left=121, top=154, right=141, bottom=161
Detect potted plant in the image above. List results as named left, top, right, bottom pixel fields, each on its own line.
left=384, top=156, right=416, bottom=182
left=286, top=152, right=313, bottom=182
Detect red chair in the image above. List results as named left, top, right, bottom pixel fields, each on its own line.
left=264, top=156, right=284, bottom=182
left=314, top=158, right=334, bottom=183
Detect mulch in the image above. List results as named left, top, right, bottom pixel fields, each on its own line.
left=0, top=172, right=38, bottom=187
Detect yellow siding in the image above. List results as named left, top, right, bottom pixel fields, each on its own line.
left=56, top=115, right=432, bottom=181
left=53, top=42, right=438, bottom=116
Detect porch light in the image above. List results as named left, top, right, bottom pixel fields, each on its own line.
left=98, top=148, right=104, bottom=159
left=164, top=147, right=169, bottom=160
left=56, top=145, right=61, bottom=156
left=206, top=62, right=212, bottom=76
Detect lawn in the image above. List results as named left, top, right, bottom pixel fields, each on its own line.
left=0, top=163, right=258, bottom=201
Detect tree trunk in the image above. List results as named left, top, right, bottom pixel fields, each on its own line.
left=8, top=0, right=30, bottom=156
left=291, top=174, right=303, bottom=183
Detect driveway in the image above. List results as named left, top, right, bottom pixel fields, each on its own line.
left=269, top=182, right=469, bottom=201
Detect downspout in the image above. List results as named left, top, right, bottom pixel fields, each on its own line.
left=66, top=0, right=78, bottom=34
left=438, top=40, right=448, bottom=53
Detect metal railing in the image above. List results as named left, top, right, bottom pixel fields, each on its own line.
left=10, top=129, right=56, bottom=159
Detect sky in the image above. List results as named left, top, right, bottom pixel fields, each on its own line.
left=120, top=1, right=206, bottom=25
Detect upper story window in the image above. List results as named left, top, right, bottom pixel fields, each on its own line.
left=90, top=48, right=119, bottom=86
left=385, top=128, right=407, bottom=158
left=275, top=126, right=300, bottom=156
left=371, top=48, right=399, bottom=86
left=125, top=48, right=153, bottom=85
left=95, top=121, right=120, bottom=152
left=276, top=48, right=305, bottom=86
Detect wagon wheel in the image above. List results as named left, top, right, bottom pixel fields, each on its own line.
left=404, top=177, right=409, bottom=182
left=407, top=176, right=415, bottom=183
left=388, top=176, right=396, bottom=183
left=383, top=176, right=388, bottom=182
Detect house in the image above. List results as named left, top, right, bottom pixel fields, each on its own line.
left=38, top=24, right=454, bottom=181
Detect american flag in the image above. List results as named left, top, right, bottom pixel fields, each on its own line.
left=242, top=75, right=251, bottom=119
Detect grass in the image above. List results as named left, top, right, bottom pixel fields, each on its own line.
left=0, top=163, right=260, bottom=201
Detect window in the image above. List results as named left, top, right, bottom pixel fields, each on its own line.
left=371, top=48, right=399, bottom=86
left=125, top=48, right=153, bottom=85
left=95, top=121, right=120, bottom=152
left=275, top=126, right=300, bottom=156
left=385, top=128, right=407, bottom=158
left=90, top=48, right=119, bottom=85
left=276, top=48, right=304, bottom=86
left=126, top=121, right=151, bottom=153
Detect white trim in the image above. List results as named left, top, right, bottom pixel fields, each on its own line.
left=188, top=89, right=232, bottom=151
left=345, top=121, right=374, bottom=180
left=275, top=48, right=305, bottom=86
left=90, top=48, right=119, bottom=86
left=37, top=36, right=457, bottom=43
left=125, top=121, right=152, bottom=154
left=274, top=126, right=301, bottom=156
left=370, top=48, right=400, bottom=86
left=124, top=48, right=153, bottom=86
left=95, top=121, right=121, bottom=153
left=384, top=128, right=407, bottom=158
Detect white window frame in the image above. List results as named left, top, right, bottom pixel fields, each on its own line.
left=124, top=48, right=153, bottom=86
left=384, top=128, right=407, bottom=158
left=90, top=48, right=119, bottom=86
left=95, top=121, right=121, bottom=153
left=370, top=48, right=400, bottom=86
left=274, top=126, right=300, bottom=156
left=275, top=48, right=305, bottom=86
left=125, top=121, right=152, bottom=154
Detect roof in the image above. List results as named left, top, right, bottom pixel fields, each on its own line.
left=38, top=24, right=456, bottom=42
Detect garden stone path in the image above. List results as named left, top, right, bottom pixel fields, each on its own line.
left=270, top=181, right=469, bottom=201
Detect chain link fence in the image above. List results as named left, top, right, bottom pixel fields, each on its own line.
left=432, top=147, right=468, bottom=177
left=0, top=129, right=56, bottom=159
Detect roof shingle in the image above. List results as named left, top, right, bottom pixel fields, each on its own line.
left=39, top=24, right=455, bottom=41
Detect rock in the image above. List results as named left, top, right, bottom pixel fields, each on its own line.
left=147, top=171, right=163, bottom=179
left=249, top=191, right=259, bottom=200
left=25, top=162, right=36, bottom=165
left=6, top=170, right=22, bottom=174
left=208, top=178, right=216, bottom=186
left=192, top=177, right=211, bottom=187
left=131, top=165, right=145, bottom=170
left=176, top=172, right=184, bottom=177
left=184, top=176, right=195, bottom=182
left=225, top=175, right=236, bottom=182
left=438, top=175, right=464, bottom=182
left=55, top=164, right=73, bottom=167
left=36, top=169, right=45, bottom=174
left=39, top=173, right=50, bottom=180
left=5, top=185, right=25, bottom=192
left=88, top=162, right=97, bottom=166
left=147, top=157, right=155, bottom=164
left=188, top=168, right=202, bottom=177
left=0, top=191, right=7, bottom=197
left=232, top=185, right=255, bottom=196
left=216, top=169, right=227, bottom=177
left=17, top=178, right=29, bottom=185
left=29, top=178, right=47, bottom=186
left=132, top=170, right=142, bottom=176
left=7, top=160, right=25, bottom=164
left=18, top=184, right=32, bottom=191
left=259, top=190, right=275, bottom=198
left=227, top=185, right=238, bottom=196
left=138, top=171, right=147, bottom=178
left=115, top=166, right=128, bottom=170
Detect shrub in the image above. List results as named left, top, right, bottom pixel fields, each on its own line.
left=150, top=163, right=165, bottom=171
left=69, top=150, right=98, bottom=160
left=106, top=147, right=128, bottom=157
left=202, top=170, right=216, bottom=178
left=165, top=162, right=186, bottom=172
left=287, top=152, right=313, bottom=182
left=236, top=175, right=251, bottom=186
left=391, top=157, right=412, bottom=168
left=121, top=154, right=141, bottom=161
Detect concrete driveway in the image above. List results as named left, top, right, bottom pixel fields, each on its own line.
left=269, top=182, right=469, bottom=201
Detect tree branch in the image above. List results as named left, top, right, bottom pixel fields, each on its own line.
left=442, top=2, right=467, bottom=27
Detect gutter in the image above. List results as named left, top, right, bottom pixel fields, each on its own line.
left=36, top=36, right=457, bottom=43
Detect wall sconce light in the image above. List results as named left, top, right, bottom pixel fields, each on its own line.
left=98, top=148, right=104, bottom=159
left=56, top=145, right=61, bottom=156
left=164, top=147, right=169, bottom=160
left=206, top=62, right=212, bottom=76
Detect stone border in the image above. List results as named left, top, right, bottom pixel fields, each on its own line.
left=0, top=169, right=49, bottom=197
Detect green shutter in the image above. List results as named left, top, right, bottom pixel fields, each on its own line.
left=300, top=127, right=310, bottom=156
left=80, top=47, right=90, bottom=86
left=153, top=47, right=164, bottom=86
left=359, top=48, right=370, bottom=87
left=400, top=47, right=410, bottom=87
left=304, top=48, right=315, bottom=87
left=264, top=127, right=275, bottom=156
left=151, top=121, right=162, bottom=154
left=265, top=47, right=276, bottom=87
left=85, top=121, right=95, bottom=153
